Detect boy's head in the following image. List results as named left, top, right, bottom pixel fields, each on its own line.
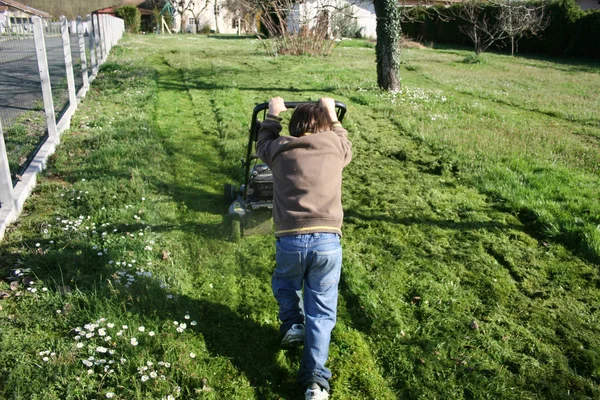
left=288, top=103, right=333, bottom=137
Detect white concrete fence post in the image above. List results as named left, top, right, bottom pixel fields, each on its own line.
left=108, top=16, right=114, bottom=52
left=77, top=16, right=89, bottom=89
left=60, top=16, right=77, bottom=109
left=0, top=119, right=16, bottom=214
left=87, top=14, right=97, bottom=72
left=93, top=14, right=103, bottom=64
left=32, top=16, right=58, bottom=141
left=101, top=15, right=108, bottom=59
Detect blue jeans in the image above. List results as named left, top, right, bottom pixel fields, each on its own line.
left=272, top=233, right=342, bottom=392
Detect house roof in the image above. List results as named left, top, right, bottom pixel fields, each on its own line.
left=0, top=0, right=50, bottom=18
left=94, top=1, right=161, bottom=16
left=0, top=5, right=8, bottom=13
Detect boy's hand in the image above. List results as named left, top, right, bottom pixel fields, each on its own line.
left=268, top=97, right=287, bottom=116
left=319, top=97, right=338, bottom=122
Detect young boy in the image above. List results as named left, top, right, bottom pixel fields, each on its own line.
left=257, top=97, right=352, bottom=400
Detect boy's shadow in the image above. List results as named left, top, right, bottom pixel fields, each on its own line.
left=138, top=288, right=304, bottom=399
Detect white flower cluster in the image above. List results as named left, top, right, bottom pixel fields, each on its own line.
left=378, top=87, right=448, bottom=108
left=8, top=269, right=49, bottom=298
left=137, top=359, right=171, bottom=383
left=111, top=265, right=169, bottom=292
left=72, top=318, right=157, bottom=376
left=429, top=113, right=449, bottom=122
left=54, top=214, right=96, bottom=234
left=38, top=350, right=56, bottom=362
left=173, top=313, right=198, bottom=333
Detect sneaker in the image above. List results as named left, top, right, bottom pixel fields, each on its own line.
left=280, top=323, right=304, bottom=348
left=305, top=382, right=329, bottom=400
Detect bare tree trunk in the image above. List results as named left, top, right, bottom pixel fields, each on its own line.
left=374, top=0, right=402, bottom=91
left=214, top=1, right=220, bottom=34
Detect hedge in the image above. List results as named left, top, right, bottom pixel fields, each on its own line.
left=115, top=5, right=141, bottom=34
left=401, top=0, right=600, bottom=60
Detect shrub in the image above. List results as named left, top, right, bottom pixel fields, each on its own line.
left=258, top=0, right=335, bottom=56
left=332, top=13, right=363, bottom=39
left=198, top=23, right=212, bottom=34
left=115, top=5, right=141, bottom=34
left=568, top=9, right=600, bottom=59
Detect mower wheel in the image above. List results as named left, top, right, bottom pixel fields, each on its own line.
left=230, top=217, right=241, bottom=242
left=224, top=183, right=236, bottom=203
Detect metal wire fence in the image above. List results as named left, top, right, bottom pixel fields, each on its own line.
left=46, top=22, right=69, bottom=124
left=0, top=14, right=124, bottom=233
left=0, top=21, right=44, bottom=182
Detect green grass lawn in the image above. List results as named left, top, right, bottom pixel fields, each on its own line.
left=1, top=34, right=599, bottom=399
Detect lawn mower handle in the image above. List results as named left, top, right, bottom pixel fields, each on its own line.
left=243, top=100, right=347, bottom=201
left=250, top=101, right=347, bottom=141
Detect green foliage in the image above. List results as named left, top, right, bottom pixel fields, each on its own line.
left=568, top=9, right=600, bottom=59
left=115, top=5, right=141, bottom=34
left=332, top=12, right=364, bottom=39
left=1, top=35, right=599, bottom=399
left=402, top=0, right=600, bottom=60
left=529, top=0, right=584, bottom=56
left=462, top=52, right=486, bottom=64
left=198, top=22, right=212, bottom=34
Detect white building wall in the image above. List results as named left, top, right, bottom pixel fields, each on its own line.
left=288, top=0, right=377, bottom=39
left=352, top=2, right=376, bottom=39
left=172, top=0, right=238, bottom=34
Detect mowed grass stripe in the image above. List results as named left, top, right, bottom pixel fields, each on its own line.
left=150, top=41, right=397, bottom=398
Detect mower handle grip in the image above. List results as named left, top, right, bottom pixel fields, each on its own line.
left=252, top=100, right=347, bottom=123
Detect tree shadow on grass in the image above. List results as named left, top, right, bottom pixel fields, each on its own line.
left=0, top=239, right=302, bottom=399
left=145, top=291, right=304, bottom=399
left=207, top=34, right=259, bottom=40
left=343, top=209, right=525, bottom=233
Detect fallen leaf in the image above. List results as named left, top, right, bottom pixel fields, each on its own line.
left=411, top=296, right=421, bottom=305
left=10, top=281, right=19, bottom=291
left=0, top=290, right=11, bottom=299
left=470, top=320, right=479, bottom=330
left=162, top=250, right=170, bottom=260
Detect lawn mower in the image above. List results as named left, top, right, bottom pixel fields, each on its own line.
left=224, top=100, right=347, bottom=241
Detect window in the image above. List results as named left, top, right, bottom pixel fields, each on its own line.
left=188, top=18, right=195, bottom=25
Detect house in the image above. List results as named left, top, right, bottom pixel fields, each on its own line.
left=0, top=0, right=50, bottom=33
left=93, top=0, right=239, bottom=34
left=168, top=0, right=239, bottom=34
left=289, top=0, right=463, bottom=39
left=94, top=0, right=159, bottom=33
